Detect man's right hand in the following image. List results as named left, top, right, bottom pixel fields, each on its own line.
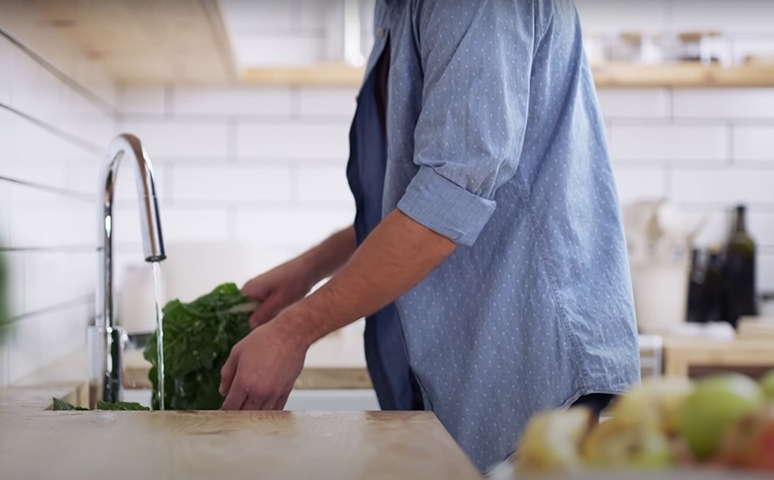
left=242, top=258, right=313, bottom=330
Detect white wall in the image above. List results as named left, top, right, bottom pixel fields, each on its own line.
left=116, top=86, right=355, bottom=275
left=0, top=27, right=118, bottom=385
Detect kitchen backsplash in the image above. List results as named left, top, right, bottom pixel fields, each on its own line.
left=0, top=26, right=118, bottom=385
left=115, top=84, right=774, bottom=294
left=1, top=0, right=774, bottom=386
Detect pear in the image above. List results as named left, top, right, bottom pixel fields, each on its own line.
left=718, top=404, right=774, bottom=471
left=678, top=373, right=765, bottom=460
left=610, top=377, right=694, bottom=436
left=515, top=406, right=593, bottom=477
left=583, top=418, right=674, bottom=470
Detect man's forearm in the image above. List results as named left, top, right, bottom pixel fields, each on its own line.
left=297, top=226, right=357, bottom=286
left=278, top=210, right=457, bottom=347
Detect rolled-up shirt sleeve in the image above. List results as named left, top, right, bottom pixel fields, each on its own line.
left=396, top=0, right=534, bottom=246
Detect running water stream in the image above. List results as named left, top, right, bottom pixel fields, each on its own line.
left=151, top=261, right=165, bottom=411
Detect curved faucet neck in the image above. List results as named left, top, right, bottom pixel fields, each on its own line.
left=95, top=134, right=166, bottom=404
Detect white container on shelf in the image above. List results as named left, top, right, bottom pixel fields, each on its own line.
left=631, top=259, right=690, bottom=335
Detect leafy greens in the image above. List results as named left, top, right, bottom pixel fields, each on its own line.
left=95, top=400, right=150, bottom=411
left=143, top=283, right=252, bottom=410
left=52, top=398, right=150, bottom=411
left=52, top=397, right=88, bottom=411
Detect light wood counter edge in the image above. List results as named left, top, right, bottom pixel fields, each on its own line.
left=663, top=338, right=774, bottom=377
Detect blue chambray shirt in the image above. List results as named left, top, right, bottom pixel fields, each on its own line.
left=349, top=0, right=641, bottom=472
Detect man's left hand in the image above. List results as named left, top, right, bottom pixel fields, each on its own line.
left=219, top=317, right=308, bottom=410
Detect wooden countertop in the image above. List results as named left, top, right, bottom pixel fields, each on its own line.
left=0, top=386, right=481, bottom=480
left=663, top=337, right=774, bottom=378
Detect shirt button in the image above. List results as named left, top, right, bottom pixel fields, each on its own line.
left=378, top=27, right=386, bottom=37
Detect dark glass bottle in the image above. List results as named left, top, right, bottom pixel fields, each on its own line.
left=702, top=245, right=727, bottom=324
left=725, top=205, right=757, bottom=327
left=686, top=248, right=706, bottom=323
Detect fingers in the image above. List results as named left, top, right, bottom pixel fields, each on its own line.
left=273, top=393, right=290, bottom=411
left=219, top=347, right=239, bottom=396
left=242, top=396, right=264, bottom=411
left=248, top=297, right=284, bottom=330
left=243, top=391, right=289, bottom=411
left=220, top=384, right=247, bottom=410
left=241, top=275, right=271, bottom=298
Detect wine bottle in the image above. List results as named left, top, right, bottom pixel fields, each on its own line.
left=725, top=205, right=757, bottom=327
left=703, top=245, right=726, bottom=324
left=686, top=248, right=706, bottom=323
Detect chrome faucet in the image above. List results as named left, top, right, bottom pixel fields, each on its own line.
left=94, top=134, right=166, bottom=404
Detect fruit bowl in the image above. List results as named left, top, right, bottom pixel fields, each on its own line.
left=543, top=473, right=767, bottom=480
left=487, top=462, right=772, bottom=480
left=503, top=372, right=774, bottom=479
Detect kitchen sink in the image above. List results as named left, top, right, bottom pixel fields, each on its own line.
left=121, top=388, right=380, bottom=411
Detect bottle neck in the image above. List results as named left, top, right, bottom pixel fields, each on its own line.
left=734, top=208, right=747, bottom=234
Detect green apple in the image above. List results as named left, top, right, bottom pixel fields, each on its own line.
left=678, top=373, right=765, bottom=460
left=611, top=377, right=694, bottom=435
left=761, top=370, right=774, bottom=401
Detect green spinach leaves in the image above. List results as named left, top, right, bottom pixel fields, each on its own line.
left=143, top=283, right=252, bottom=410
left=52, top=398, right=150, bottom=411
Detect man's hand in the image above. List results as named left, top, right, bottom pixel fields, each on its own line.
left=242, top=259, right=313, bottom=330
left=241, top=227, right=356, bottom=330
left=219, top=318, right=308, bottom=410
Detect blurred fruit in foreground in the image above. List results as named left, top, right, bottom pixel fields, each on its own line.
left=515, top=407, right=592, bottom=477
left=761, top=370, right=774, bottom=401
left=678, top=373, right=765, bottom=460
left=510, top=374, right=774, bottom=477
left=610, top=377, right=693, bottom=435
left=718, top=404, right=774, bottom=471
left=583, top=418, right=674, bottom=470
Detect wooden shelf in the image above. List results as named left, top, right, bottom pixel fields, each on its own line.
left=243, top=62, right=774, bottom=89
left=243, top=63, right=367, bottom=87
left=592, top=62, right=774, bottom=88
left=1, top=0, right=238, bottom=85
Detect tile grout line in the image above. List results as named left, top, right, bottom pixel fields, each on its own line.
left=6, top=294, right=95, bottom=326
left=0, top=102, right=103, bottom=156
left=0, top=175, right=93, bottom=203
left=0, top=27, right=118, bottom=118
left=0, top=245, right=98, bottom=253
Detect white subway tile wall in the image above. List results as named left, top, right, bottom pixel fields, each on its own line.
left=0, top=28, right=116, bottom=385
left=733, top=125, right=774, bottom=162
left=609, top=123, right=729, bottom=162
left=119, top=83, right=774, bottom=291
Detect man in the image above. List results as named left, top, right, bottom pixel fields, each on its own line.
left=219, top=0, right=640, bottom=472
